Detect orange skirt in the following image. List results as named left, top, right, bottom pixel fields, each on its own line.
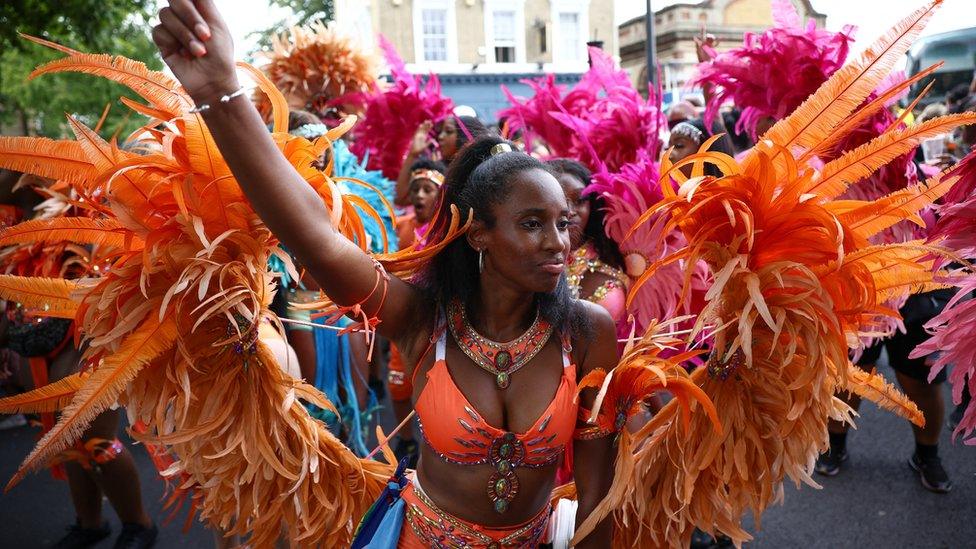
left=398, top=475, right=550, bottom=548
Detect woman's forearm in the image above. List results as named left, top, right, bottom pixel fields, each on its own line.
left=151, top=0, right=426, bottom=340
left=394, top=151, right=419, bottom=207
left=196, top=89, right=338, bottom=259
left=576, top=502, right=613, bottom=549
left=573, top=437, right=615, bottom=548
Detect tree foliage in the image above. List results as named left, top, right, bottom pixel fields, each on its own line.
left=246, top=0, right=335, bottom=55
left=0, top=1, right=162, bottom=138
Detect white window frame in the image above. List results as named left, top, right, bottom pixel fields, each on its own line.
left=483, top=0, right=527, bottom=65
left=550, top=0, right=590, bottom=67
left=413, top=0, right=458, bottom=65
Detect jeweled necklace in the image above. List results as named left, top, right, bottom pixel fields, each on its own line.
left=447, top=299, right=553, bottom=389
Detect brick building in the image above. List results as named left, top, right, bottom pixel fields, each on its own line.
left=618, top=0, right=826, bottom=102
left=335, top=1, right=616, bottom=122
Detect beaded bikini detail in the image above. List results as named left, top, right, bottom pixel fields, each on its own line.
left=447, top=299, right=554, bottom=389
left=415, top=318, right=577, bottom=514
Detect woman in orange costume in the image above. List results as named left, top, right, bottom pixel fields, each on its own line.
left=148, top=1, right=975, bottom=545
left=151, top=1, right=619, bottom=546
left=2, top=1, right=970, bottom=547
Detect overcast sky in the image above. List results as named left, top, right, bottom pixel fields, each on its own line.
left=212, top=0, right=974, bottom=57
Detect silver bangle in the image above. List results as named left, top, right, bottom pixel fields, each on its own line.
left=189, top=86, right=246, bottom=114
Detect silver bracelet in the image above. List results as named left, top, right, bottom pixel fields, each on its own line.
left=188, top=86, right=246, bottom=114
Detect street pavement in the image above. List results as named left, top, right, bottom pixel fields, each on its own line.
left=1, top=365, right=973, bottom=548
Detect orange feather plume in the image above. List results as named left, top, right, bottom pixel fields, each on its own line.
left=253, top=21, right=378, bottom=120
left=0, top=372, right=88, bottom=415
left=0, top=275, right=80, bottom=318
left=569, top=3, right=974, bottom=547
left=0, top=36, right=394, bottom=546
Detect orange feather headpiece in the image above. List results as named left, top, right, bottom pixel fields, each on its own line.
left=253, top=21, right=379, bottom=121
left=0, top=33, right=401, bottom=547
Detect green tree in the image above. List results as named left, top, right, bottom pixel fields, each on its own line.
left=246, top=0, right=335, bottom=56
left=0, top=1, right=162, bottom=138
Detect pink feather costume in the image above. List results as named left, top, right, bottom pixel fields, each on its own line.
left=347, top=36, right=454, bottom=180
left=911, top=151, right=976, bottom=443
left=692, top=0, right=855, bottom=141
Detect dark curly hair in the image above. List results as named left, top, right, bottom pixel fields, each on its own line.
left=454, top=115, right=490, bottom=149
left=409, top=157, right=447, bottom=175
left=418, top=136, right=590, bottom=339
left=545, top=158, right=624, bottom=271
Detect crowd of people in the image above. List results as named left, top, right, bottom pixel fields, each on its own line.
left=0, top=0, right=973, bottom=547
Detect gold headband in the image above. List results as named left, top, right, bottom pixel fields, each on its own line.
left=490, top=143, right=514, bottom=156
left=410, top=169, right=445, bottom=186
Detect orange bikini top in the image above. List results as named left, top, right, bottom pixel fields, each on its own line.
left=414, top=327, right=578, bottom=468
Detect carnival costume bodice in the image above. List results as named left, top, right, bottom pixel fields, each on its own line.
left=566, top=242, right=628, bottom=322
left=414, top=307, right=577, bottom=514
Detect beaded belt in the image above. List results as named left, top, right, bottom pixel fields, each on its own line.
left=404, top=475, right=551, bottom=548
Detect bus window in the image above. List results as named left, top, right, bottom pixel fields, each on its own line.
left=907, top=29, right=976, bottom=107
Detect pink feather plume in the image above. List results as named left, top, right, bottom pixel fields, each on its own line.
left=910, top=150, right=976, bottom=443
left=499, top=47, right=665, bottom=173
left=692, top=0, right=855, bottom=140
left=347, top=36, right=454, bottom=180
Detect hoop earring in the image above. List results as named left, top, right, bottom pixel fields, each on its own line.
left=478, top=249, right=484, bottom=274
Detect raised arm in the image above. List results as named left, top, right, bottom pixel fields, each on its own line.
left=694, top=25, right=720, bottom=118
left=394, top=121, right=432, bottom=206
left=152, top=0, right=427, bottom=341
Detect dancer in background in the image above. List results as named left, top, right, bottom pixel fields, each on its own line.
left=546, top=159, right=627, bottom=330
left=0, top=174, right=156, bottom=548
left=388, top=159, right=446, bottom=466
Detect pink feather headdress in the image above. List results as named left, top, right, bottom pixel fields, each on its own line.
left=692, top=0, right=855, bottom=140
left=499, top=47, right=666, bottom=173
left=348, top=36, right=454, bottom=180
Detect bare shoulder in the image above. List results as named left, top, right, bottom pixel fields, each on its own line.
left=571, top=300, right=618, bottom=375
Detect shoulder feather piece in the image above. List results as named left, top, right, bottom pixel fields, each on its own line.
left=572, top=3, right=969, bottom=546
left=0, top=36, right=396, bottom=547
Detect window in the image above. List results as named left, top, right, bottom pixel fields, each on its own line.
left=557, top=12, right=582, bottom=63
left=550, top=0, right=589, bottom=66
left=420, top=9, right=448, bottom=62
left=493, top=10, right=517, bottom=63
left=484, top=1, right=525, bottom=64
left=413, top=0, right=457, bottom=65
